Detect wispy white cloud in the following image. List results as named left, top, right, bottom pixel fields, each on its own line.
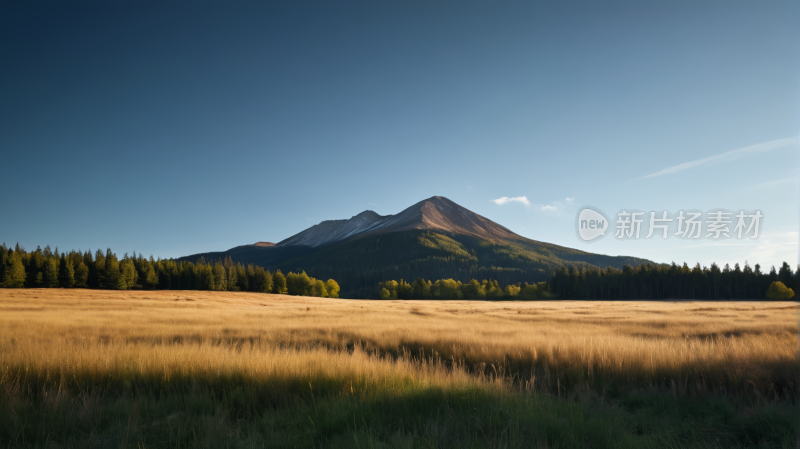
left=633, top=137, right=797, bottom=181
left=534, top=197, right=576, bottom=213
left=369, top=203, right=378, bottom=206
left=738, top=176, right=799, bottom=193
left=493, top=196, right=576, bottom=212
left=492, top=196, right=530, bottom=206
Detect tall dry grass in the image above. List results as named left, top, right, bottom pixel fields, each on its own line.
left=0, top=288, right=796, bottom=398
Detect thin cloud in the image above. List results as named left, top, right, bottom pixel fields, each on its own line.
left=534, top=197, right=576, bottom=213
left=369, top=203, right=378, bottom=206
left=492, top=196, right=530, bottom=206
left=742, top=229, right=798, bottom=267
left=738, top=176, right=799, bottom=193
left=633, top=137, right=797, bottom=181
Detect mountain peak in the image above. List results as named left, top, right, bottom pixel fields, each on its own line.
left=275, top=196, right=520, bottom=248
left=354, top=210, right=381, bottom=219
left=424, top=195, right=451, bottom=204
left=373, top=196, right=518, bottom=240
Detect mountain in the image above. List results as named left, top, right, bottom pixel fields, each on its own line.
left=180, top=196, right=654, bottom=298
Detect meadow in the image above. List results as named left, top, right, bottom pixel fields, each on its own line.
left=0, top=289, right=796, bottom=448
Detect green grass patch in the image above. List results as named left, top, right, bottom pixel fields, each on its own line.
left=1, top=379, right=794, bottom=448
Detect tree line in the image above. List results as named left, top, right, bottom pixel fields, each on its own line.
left=0, top=243, right=339, bottom=298
left=550, top=261, right=797, bottom=300
left=3, top=241, right=794, bottom=301
left=377, top=278, right=552, bottom=300
left=378, top=261, right=798, bottom=300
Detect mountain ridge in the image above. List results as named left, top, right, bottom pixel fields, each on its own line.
left=276, top=210, right=387, bottom=247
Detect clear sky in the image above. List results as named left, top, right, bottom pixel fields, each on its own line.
left=1, top=1, right=797, bottom=270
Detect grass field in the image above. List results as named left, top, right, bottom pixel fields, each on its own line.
left=0, top=289, right=797, bottom=448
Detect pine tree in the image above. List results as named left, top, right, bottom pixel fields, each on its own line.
left=227, top=264, right=239, bottom=291
left=58, top=254, right=67, bottom=287
left=75, top=262, right=89, bottom=288
left=252, top=267, right=271, bottom=293
left=120, top=259, right=137, bottom=289
left=0, top=242, right=7, bottom=285
left=212, top=262, right=227, bottom=291
left=43, top=257, right=59, bottom=288
left=93, top=249, right=106, bottom=288
left=199, top=265, right=214, bottom=290
left=141, top=263, right=157, bottom=289
left=103, top=249, right=125, bottom=290
left=777, top=262, right=795, bottom=297
left=60, top=255, right=76, bottom=288
left=3, top=252, right=26, bottom=288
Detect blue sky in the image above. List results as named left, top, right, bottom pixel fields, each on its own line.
left=1, top=1, right=797, bottom=269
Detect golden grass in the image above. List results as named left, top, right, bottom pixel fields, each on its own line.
left=0, top=289, right=796, bottom=397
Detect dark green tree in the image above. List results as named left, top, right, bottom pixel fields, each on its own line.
left=0, top=243, right=7, bottom=285
left=253, top=267, right=272, bottom=293
left=59, top=254, right=76, bottom=288
left=212, top=262, right=227, bottom=291
left=144, top=263, right=159, bottom=289
left=777, top=262, right=795, bottom=298
left=120, top=259, right=137, bottom=289
left=43, top=257, right=59, bottom=288
left=103, top=249, right=125, bottom=290
left=75, top=262, right=89, bottom=288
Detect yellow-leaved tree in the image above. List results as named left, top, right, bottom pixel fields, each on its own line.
left=765, top=281, right=794, bottom=300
